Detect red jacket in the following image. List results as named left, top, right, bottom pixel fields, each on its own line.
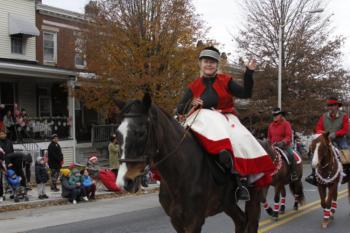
left=268, top=119, right=293, bottom=146
left=315, top=113, right=349, bottom=136
left=188, top=74, right=235, bottom=113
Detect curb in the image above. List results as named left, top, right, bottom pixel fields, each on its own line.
left=0, top=187, right=159, bottom=213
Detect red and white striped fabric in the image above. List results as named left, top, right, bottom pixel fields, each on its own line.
left=185, top=109, right=275, bottom=187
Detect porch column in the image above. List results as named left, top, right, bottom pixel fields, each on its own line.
left=67, top=78, right=76, bottom=161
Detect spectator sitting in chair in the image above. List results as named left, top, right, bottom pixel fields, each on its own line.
left=86, top=155, right=100, bottom=179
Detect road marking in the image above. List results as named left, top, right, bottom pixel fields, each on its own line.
left=259, top=189, right=347, bottom=227
left=258, top=191, right=348, bottom=233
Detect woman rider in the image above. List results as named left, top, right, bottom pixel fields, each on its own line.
left=177, top=46, right=275, bottom=201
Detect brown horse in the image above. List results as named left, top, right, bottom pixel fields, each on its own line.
left=260, top=141, right=305, bottom=220
left=115, top=93, right=265, bottom=233
left=310, top=133, right=343, bottom=228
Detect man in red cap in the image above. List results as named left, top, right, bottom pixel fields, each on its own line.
left=306, top=97, right=349, bottom=185
left=315, top=97, right=349, bottom=148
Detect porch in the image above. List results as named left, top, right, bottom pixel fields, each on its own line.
left=0, top=59, right=76, bottom=165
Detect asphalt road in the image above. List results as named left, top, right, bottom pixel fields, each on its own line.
left=1, top=165, right=349, bottom=233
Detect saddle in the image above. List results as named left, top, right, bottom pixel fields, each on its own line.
left=274, top=147, right=302, bottom=165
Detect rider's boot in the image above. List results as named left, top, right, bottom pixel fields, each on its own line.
left=219, top=150, right=250, bottom=201
left=305, top=168, right=317, bottom=186
left=289, top=155, right=298, bottom=182
left=286, top=148, right=298, bottom=181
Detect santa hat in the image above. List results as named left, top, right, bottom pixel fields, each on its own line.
left=89, top=155, right=98, bottom=162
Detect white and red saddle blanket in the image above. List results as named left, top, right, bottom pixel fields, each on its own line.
left=184, top=109, right=275, bottom=187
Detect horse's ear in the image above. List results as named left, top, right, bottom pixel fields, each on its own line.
left=324, top=132, right=330, bottom=138
left=142, top=92, right=152, bottom=111
left=112, top=97, right=125, bottom=110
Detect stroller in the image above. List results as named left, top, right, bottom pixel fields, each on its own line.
left=5, top=168, right=28, bottom=202
left=5, top=152, right=31, bottom=202
left=6, top=168, right=29, bottom=202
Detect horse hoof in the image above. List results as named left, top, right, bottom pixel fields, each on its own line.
left=293, top=202, right=299, bottom=210
left=266, top=207, right=273, bottom=216
left=279, top=205, right=285, bottom=214
left=272, top=211, right=279, bottom=221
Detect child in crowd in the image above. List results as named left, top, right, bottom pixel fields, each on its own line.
left=35, top=156, right=49, bottom=199
left=68, top=168, right=88, bottom=202
left=61, top=168, right=86, bottom=204
left=81, top=168, right=96, bottom=200
left=6, top=164, right=21, bottom=202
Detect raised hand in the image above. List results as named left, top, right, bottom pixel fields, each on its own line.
left=246, top=59, right=257, bottom=71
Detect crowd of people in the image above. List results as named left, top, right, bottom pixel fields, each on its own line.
left=0, top=131, right=112, bottom=204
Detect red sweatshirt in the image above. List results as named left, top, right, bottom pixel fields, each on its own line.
left=268, top=119, right=293, bottom=146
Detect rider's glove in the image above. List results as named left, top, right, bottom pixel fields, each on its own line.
left=275, top=141, right=287, bottom=149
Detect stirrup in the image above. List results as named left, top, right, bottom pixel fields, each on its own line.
left=305, top=175, right=317, bottom=186
left=235, top=186, right=250, bottom=201
left=291, top=173, right=298, bottom=181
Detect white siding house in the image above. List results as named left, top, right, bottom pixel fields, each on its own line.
left=0, top=0, right=37, bottom=61
left=0, top=0, right=77, bottom=166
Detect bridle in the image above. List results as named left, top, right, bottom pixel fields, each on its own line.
left=118, top=101, right=201, bottom=174
left=118, top=112, right=155, bottom=165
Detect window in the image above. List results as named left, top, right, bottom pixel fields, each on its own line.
left=74, top=36, right=86, bottom=68
left=11, top=35, right=25, bottom=54
left=43, top=32, right=57, bottom=63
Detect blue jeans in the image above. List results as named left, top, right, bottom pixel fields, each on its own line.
left=334, top=136, right=349, bottom=149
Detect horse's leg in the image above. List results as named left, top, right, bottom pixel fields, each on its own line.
left=280, top=186, right=286, bottom=214
left=272, top=185, right=281, bottom=220
left=331, top=183, right=338, bottom=215
left=244, top=187, right=261, bottom=233
left=318, top=185, right=330, bottom=228
left=170, top=217, right=185, bottom=233
left=261, top=186, right=273, bottom=216
left=224, top=204, right=247, bottom=233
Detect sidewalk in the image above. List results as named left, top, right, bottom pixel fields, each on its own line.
left=0, top=183, right=160, bottom=213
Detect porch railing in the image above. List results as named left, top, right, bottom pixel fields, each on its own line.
left=91, top=124, right=118, bottom=148
left=12, top=116, right=71, bottom=142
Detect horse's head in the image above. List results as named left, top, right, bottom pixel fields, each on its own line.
left=115, top=93, right=154, bottom=192
left=310, top=133, right=333, bottom=169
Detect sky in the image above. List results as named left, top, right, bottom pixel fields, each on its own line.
left=42, top=0, right=350, bottom=69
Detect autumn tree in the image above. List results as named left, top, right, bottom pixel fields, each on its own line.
left=76, top=0, right=206, bottom=116
left=235, top=0, right=347, bottom=133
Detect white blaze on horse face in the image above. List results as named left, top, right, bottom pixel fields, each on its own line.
left=312, top=143, right=320, bottom=168
left=116, top=118, right=129, bottom=190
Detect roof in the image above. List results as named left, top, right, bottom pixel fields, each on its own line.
left=0, top=59, right=76, bottom=80
left=36, top=4, right=86, bottom=22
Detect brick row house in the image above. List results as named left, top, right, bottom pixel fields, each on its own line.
left=0, top=0, right=101, bottom=164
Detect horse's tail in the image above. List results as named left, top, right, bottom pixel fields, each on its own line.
left=289, top=180, right=305, bottom=205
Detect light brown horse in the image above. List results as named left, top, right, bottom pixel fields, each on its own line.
left=310, top=133, right=343, bottom=228
left=260, top=140, right=305, bottom=221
